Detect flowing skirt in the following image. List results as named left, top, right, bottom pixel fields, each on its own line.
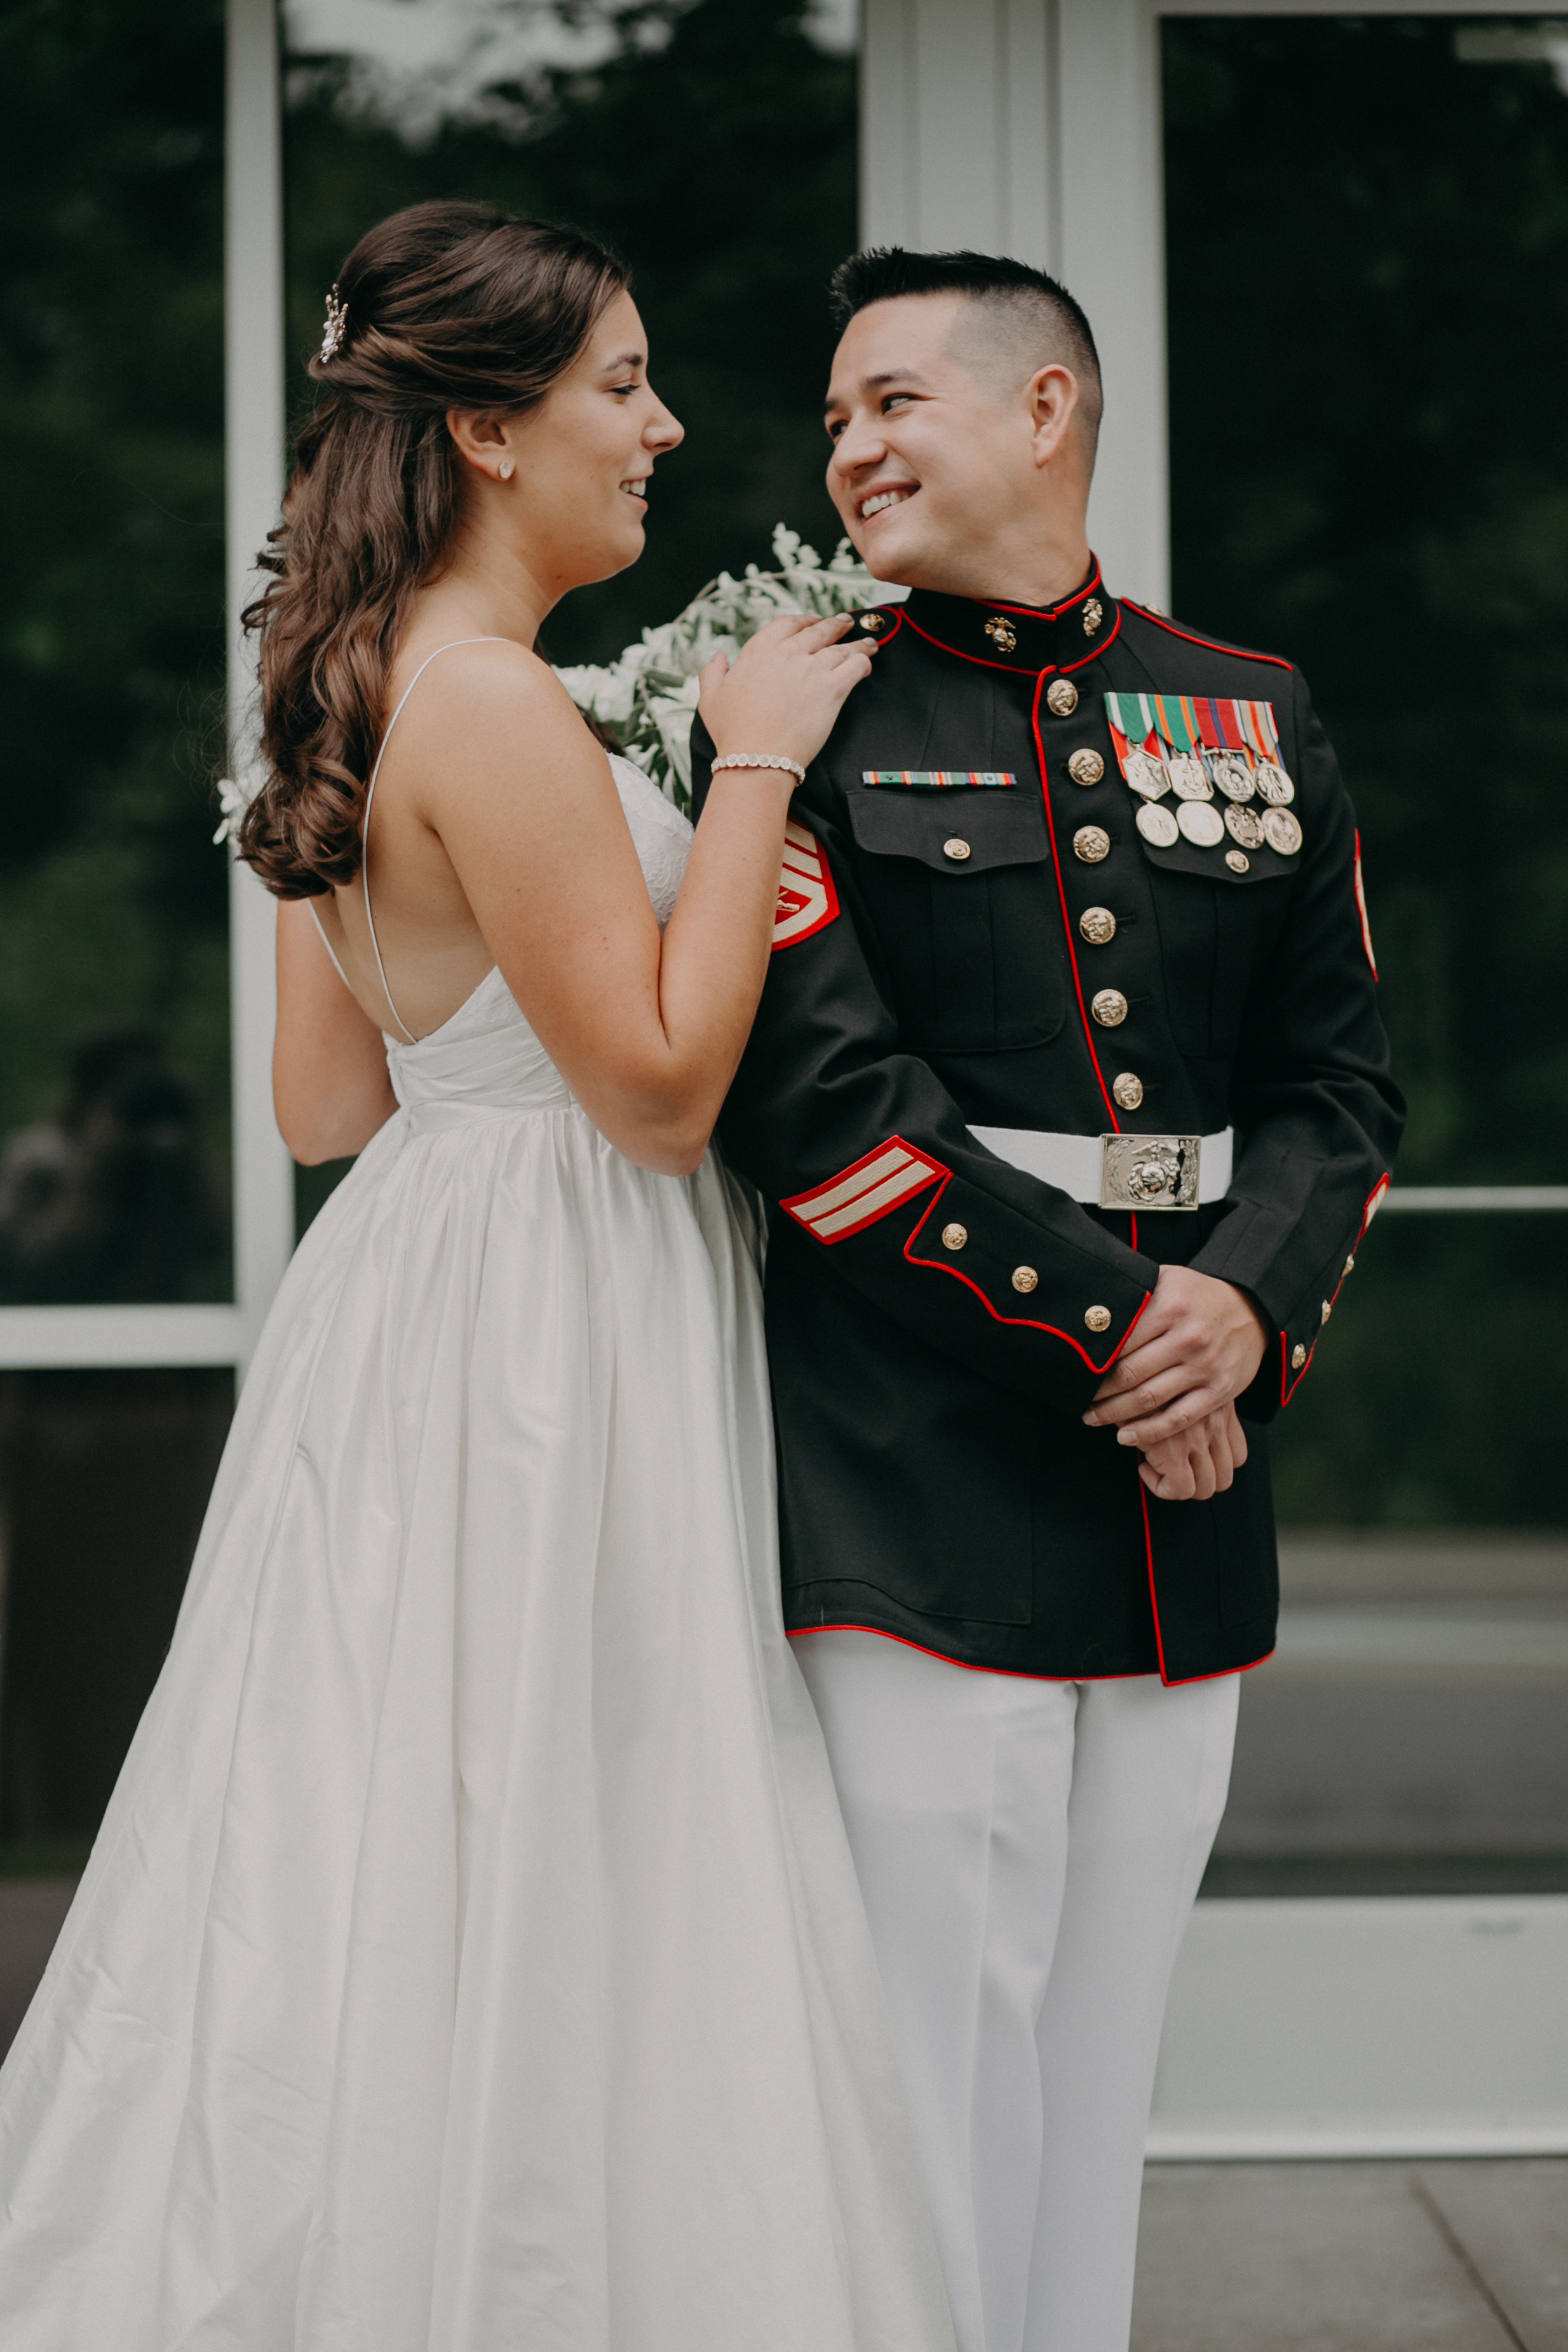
left=0, top=1100, right=954, bottom=2352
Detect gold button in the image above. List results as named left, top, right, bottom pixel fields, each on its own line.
left=1068, top=748, right=1104, bottom=787
left=1321, top=1300, right=1332, bottom=1324
left=1085, top=1304, right=1112, bottom=1334
left=857, top=609, right=886, bottom=633
left=1092, top=988, right=1128, bottom=1027
left=1291, top=1342, right=1308, bottom=1370
left=942, top=1222, right=968, bottom=1252
left=943, top=837, right=972, bottom=862
left=984, top=614, right=1018, bottom=653
left=1012, top=1266, right=1039, bottom=1294
left=1046, top=679, right=1079, bottom=717
left=1344, top=1254, right=1355, bottom=1275
left=1079, top=905, right=1116, bottom=946
left=1225, top=849, right=1250, bottom=874
left=1073, top=825, right=1110, bottom=864
left=1112, top=1072, right=1143, bottom=1110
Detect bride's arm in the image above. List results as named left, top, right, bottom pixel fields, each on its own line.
left=274, top=900, right=399, bottom=1164
left=416, top=618, right=872, bottom=1175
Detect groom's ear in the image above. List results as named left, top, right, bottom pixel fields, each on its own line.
left=1024, top=363, right=1083, bottom=476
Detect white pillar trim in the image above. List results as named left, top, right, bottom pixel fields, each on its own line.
left=225, top=0, right=294, bottom=1376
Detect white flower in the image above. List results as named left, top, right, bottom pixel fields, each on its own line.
left=212, top=778, right=248, bottom=846
left=552, top=524, right=880, bottom=813
left=553, top=661, right=637, bottom=727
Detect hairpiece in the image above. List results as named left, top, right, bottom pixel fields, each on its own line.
left=319, top=284, right=348, bottom=363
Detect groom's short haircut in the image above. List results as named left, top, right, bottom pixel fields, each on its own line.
left=828, top=247, right=1103, bottom=459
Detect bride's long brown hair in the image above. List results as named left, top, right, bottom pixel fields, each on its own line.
left=238, top=200, right=628, bottom=898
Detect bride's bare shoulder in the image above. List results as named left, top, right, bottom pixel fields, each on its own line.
left=386, top=636, right=602, bottom=788
left=388, top=634, right=577, bottom=720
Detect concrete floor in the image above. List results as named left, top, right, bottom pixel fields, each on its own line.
left=2, top=1890, right=1565, bottom=2342
left=1133, top=2161, right=1568, bottom=2350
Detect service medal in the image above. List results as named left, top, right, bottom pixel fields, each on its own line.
left=1262, top=807, right=1303, bottom=855
left=1135, top=801, right=1179, bottom=848
left=1208, top=752, right=1255, bottom=802
left=1177, top=801, right=1225, bottom=848
left=1224, top=802, right=1265, bottom=849
left=1254, top=761, right=1295, bottom=806
left=1166, top=751, right=1212, bottom=801
left=1123, top=748, right=1170, bottom=800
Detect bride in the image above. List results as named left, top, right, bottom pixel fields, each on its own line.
left=0, top=199, right=954, bottom=2352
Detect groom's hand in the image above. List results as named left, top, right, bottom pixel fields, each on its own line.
left=1081, top=1263, right=1268, bottom=1452
left=1135, top=1401, right=1249, bottom=1502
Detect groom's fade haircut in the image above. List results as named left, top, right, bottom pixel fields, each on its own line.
left=828, top=247, right=1104, bottom=461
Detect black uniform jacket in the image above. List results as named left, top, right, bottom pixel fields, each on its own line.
left=692, top=564, right=1405, bottom=1684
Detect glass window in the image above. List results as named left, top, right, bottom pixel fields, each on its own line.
left=0, top=0, right=232, bottom=1304
left=1165, top=13, right=1568, bottom=1898
left=282, top=0, right=859, bottom=1240
left=0, top=1369, right=234, bottom=1872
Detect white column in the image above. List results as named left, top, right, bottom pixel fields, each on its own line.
left=226, top=0, right=295, bottom=1372
left=859, top=0, right=1169, bottom=607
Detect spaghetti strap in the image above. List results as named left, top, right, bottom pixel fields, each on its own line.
left=361, top=637, right=512, bottom=1044
left=307, top=902, right=353, bottom=994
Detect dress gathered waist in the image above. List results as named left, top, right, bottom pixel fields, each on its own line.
left=395, top=1092, right=579, bottom=1131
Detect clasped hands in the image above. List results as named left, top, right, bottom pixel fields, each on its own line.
left=1081, top=1265, right=1269, bottom=1503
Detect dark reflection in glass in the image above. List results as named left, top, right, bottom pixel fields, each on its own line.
left=1164, top=15, right=1568, bottom=1189
left=1164, top=17, right=1568, bottom=1532
left=283, top=0, right=857, bottom=668
left=0, top=1029, right=227, bottom=1305
left=0, top=1369, right=233, bottom=1863
left=0, top=0, right=232, bottom=1301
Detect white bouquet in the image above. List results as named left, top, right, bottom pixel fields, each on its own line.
left=553, top=523, right=886, bottom=815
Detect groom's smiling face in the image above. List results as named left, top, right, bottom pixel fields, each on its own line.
left=822, top=291, right=1088, bottom=598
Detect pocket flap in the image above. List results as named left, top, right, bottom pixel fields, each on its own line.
left=846, top=787, right=1050, bottom=875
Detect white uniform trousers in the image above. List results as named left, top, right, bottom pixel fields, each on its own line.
left=794, top=1630, right=1239, bottom=2352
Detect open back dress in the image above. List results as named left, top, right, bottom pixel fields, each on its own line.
left=0, top=652, right=955, bottom=2352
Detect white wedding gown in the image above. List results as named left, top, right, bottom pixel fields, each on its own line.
left=0, top=723, right=954, bottom=2352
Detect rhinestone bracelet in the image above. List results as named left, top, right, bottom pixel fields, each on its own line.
left=710, top=753, right=806, bottom=784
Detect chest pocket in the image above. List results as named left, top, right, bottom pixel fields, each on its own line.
left=1146, top=866, right=1285, bottom=1059
left=846, top=790, right=1066, bottom=1054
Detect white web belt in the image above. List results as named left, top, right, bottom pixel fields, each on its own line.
left=970, top=1125, right=1234, bottom=1212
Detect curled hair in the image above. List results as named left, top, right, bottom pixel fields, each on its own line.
left=238, top=200, right=629, bottom=896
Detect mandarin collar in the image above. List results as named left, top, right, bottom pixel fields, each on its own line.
left=896, top=559, right=1119, bottom=678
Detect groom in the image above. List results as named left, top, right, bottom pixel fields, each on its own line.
left=694, top=248, right=1403, bottom=2352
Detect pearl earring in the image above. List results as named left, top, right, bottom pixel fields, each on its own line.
left=497, top=458, right=514, bottom=481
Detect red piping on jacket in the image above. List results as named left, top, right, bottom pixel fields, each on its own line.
left=1139, top=1483, right=1169, bottom=1680
left=787, top=1619, right=1276, bottom=1689
left=902, top=1168, right=1153, bottom=1374
left=1279, top=1166, right=1391, bottom=1406
left=862, top=605, right=907, bottom=649
left=1119, top=600, right=1294, bottom=673
left=1030, top=668, right=1122, bottom=1132
left=898, top=597, right=1124, bottom=680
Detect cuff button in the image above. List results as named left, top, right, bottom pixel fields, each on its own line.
left=942, top=1222, right=968, bottom=1251
left=1012, top=1266, right=1039, bottom=1294
left=1292, top=1342, right=1308, bottom=1370
left=1085, top=1304, right=1112, bottom=1333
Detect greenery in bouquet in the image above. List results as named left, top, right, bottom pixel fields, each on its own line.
left=553, top=524, right=883, bottom=815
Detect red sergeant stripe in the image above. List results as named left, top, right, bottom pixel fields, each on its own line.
left=1031, top=667, right=1121, bottom=1132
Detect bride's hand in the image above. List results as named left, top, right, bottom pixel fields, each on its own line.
left=698, top=613, right=877, bottom=776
